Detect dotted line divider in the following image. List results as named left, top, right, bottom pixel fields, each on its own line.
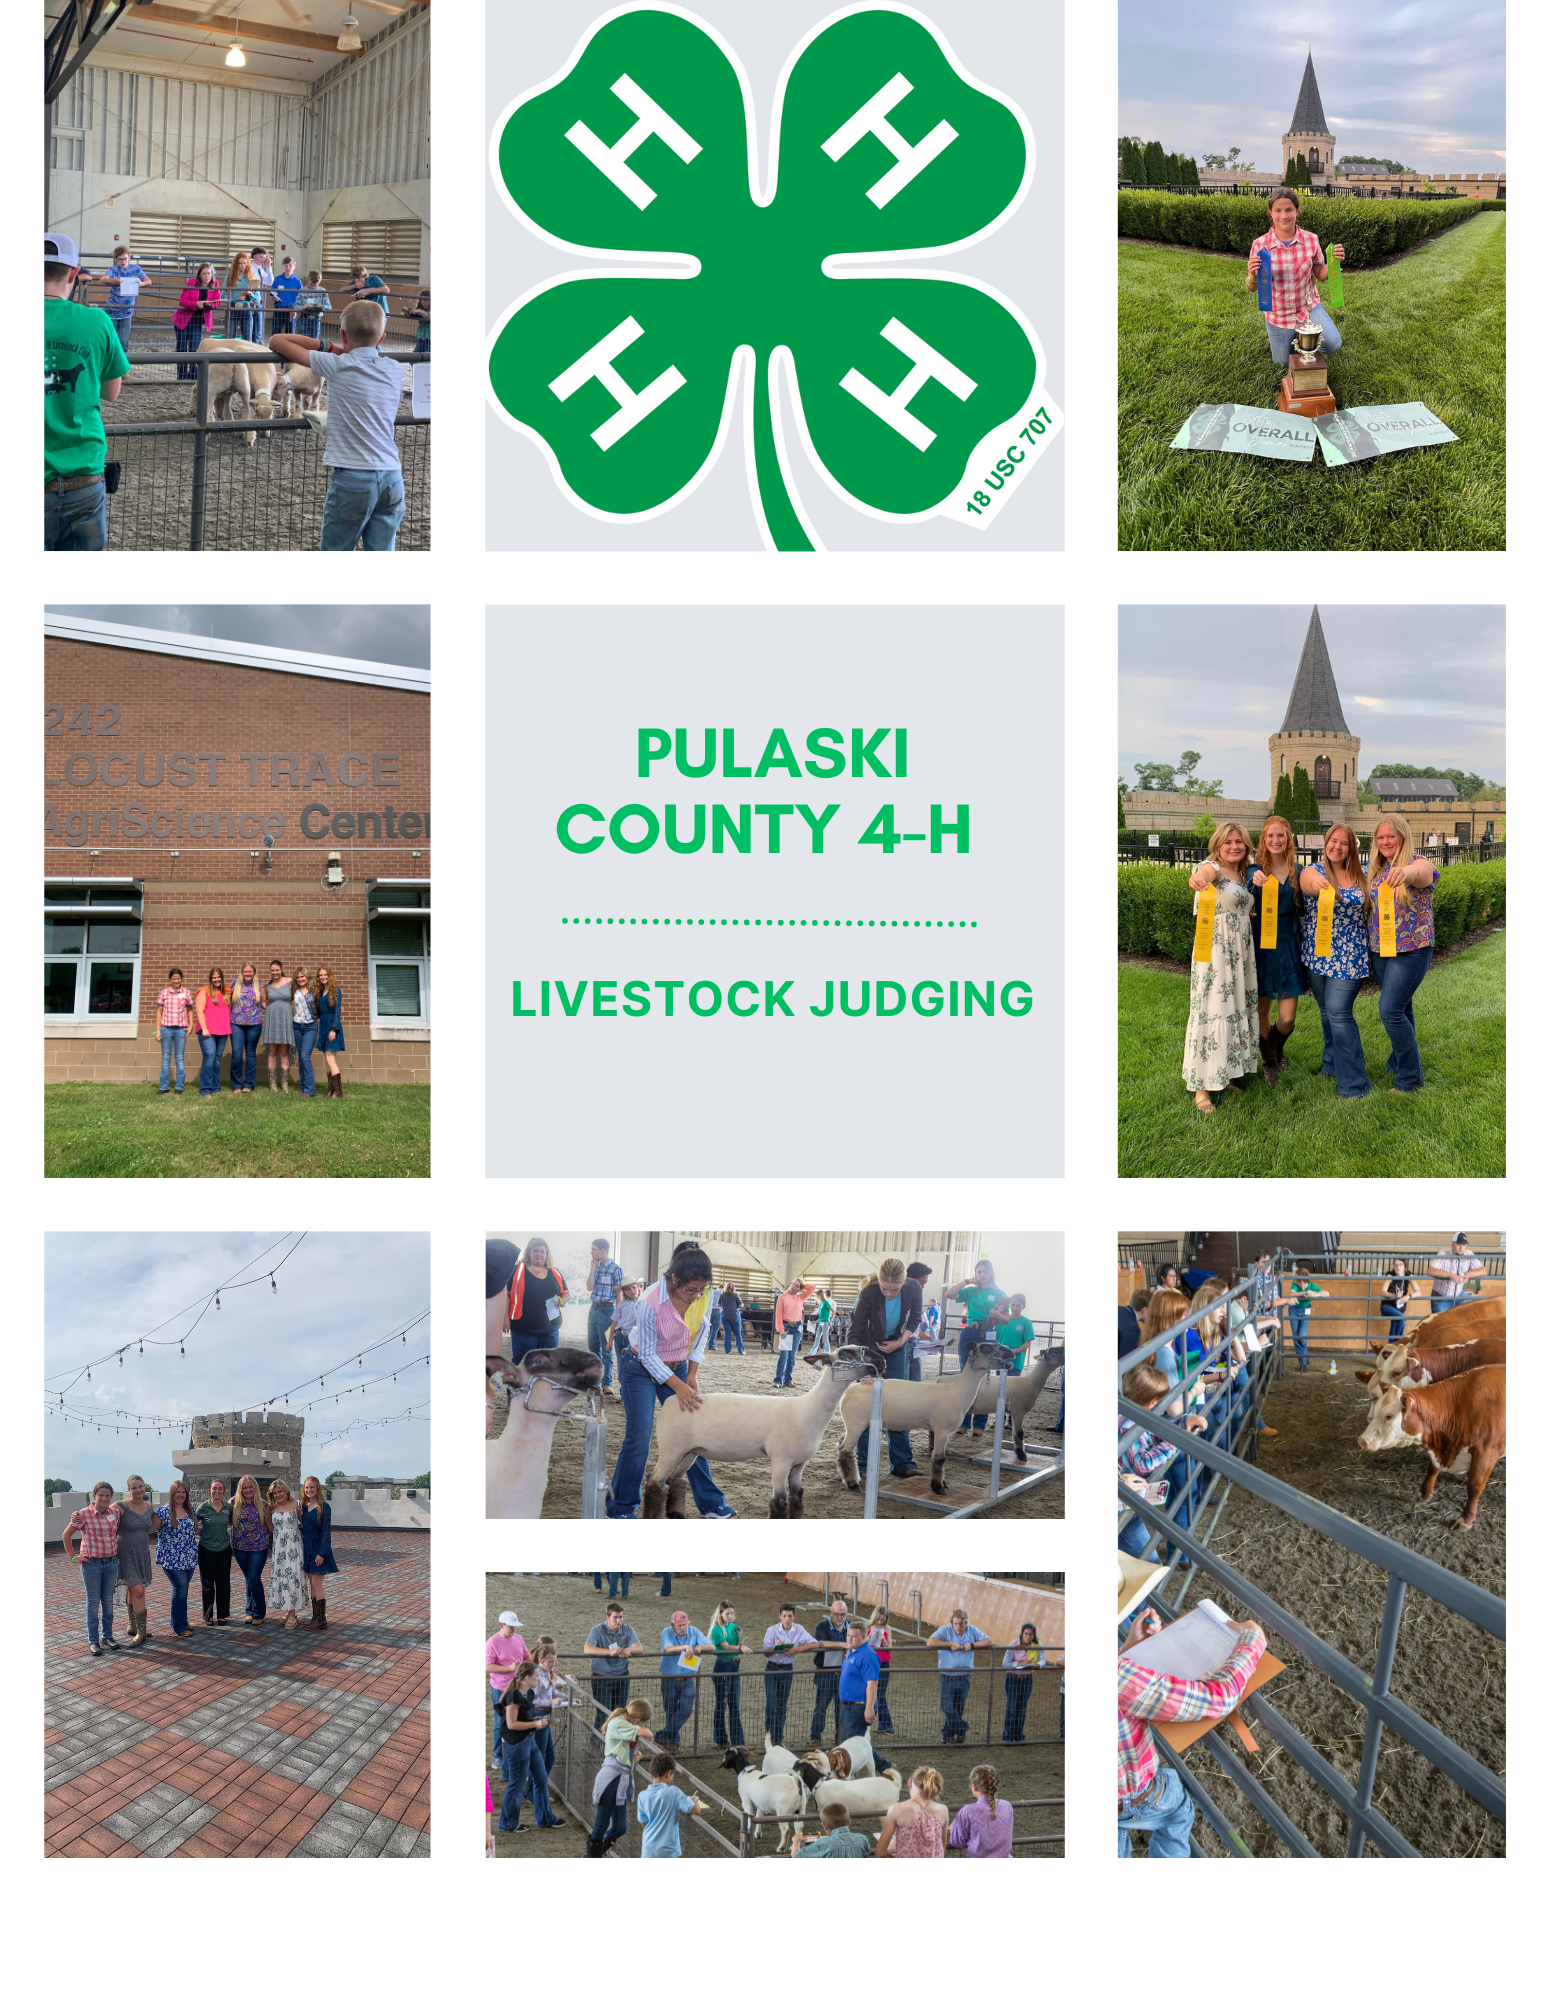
left=560, top=917, right=978, bottom=929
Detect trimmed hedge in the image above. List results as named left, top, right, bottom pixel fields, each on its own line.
left=1116, top=191, right=1483, bottom=268
left=1117, top=858, right=1505, bottom=962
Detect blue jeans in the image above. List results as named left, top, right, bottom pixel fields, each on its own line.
left=1004, top=1676, right=1032, bottom=1742
left=197, top=1030, right=228, bottom=1095
left=591, top=1772, right=629, bottom=1846
left=810, top=1671, right=840, bottom=1741
left=1432, top=1295, right=1464, bottom=1315
left=773, top=1339, right=798, bottom=1386
left=657, top=1573, right=672, bottom=1595
left=764, top=1669, right=795, bottom=1745
left=81, top=1557, right=118, bottom=1643
left=1371, top=945, right=1431, bottom=1090
left=908, top=1350, right=922, bottom=1381
left=721, top=1316, right=744, bottom=1354
left=227, top=307, right=256, bottom=339
left=508, top=1326, right=559, bottom=1367
left=1266, top=306, right=1342, bottom=367
left=959, top=1332, right=990, bottom=1429
left=1379, top=1300, right=1407, bottom=1344
left=875, top=1667, right=894, bottom=1731
left=590, top=1674, right=628, bottom=1730
left=1305, top=967, right=1370, bottom=1097
left=1290, top=1306, right=1310, bottom=1366
left=592, top=1573, right=629, bottom=1598
left=838, top=1698, right=890, bottom=1771
left=1118, top=1765, right=1195, bottom=1857
left=159, top=1024, right=187, bottom=1091
left=524, top=1725, right=559, bottom=1821
left=233, top=1545, right=268, bottom=1618
left=229, top=1021, right=261, bottom=1090
left=658, top=1674, right=696, bottom=1747
left=294, top=1021, right=319, bottom=1095
left=175, top=321, right=204, bottom=379
left=45, top=479, right=108, bottom=551
left=939, top=1674, right=970, bottom=1742
left=712, top=1670, right=745, bottom=1746
left=587, top=1303, right=614, bottom=1390
left=608, top=1355, right=727, bottom=1516
left=164, top=1565, right=195, bottom=1635
left=854, top=1345, right=919, bottom=1476
left=1118, top=1511, right=1154, bottom=1560
left=320, top=466, right=406, bottom=551
left=498, top=1736, right=535, bottom=1830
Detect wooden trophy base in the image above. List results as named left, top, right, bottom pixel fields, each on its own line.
left=1278, top=350, right=1335, bottom=417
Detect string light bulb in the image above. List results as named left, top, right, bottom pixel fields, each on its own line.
left=216, top=1293, right=221, bottom=1311
left=271, top=1275, right=277, bottom=1293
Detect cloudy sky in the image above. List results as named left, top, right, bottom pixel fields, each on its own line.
left=1119, top=5, right=1505, bottom=176
left=46, top=604, right=430, bottom=672
left=1119, top=605, right=1505, bottom=797
left=44, top=1232, right=430, bottom=1495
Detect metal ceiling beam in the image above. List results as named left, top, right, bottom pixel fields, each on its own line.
left=47, top=0, right=134, bottom=104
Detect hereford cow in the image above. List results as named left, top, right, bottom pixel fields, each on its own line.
left=1356, top=1326, right=1506, bottom=1395
left=1356, top=1365, right=1506, bottom=1531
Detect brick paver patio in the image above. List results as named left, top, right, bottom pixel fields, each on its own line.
left=45, top=1529, right=429, bottom=1858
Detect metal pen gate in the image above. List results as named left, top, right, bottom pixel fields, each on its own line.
left=1118, top=1266, right=1506, bottom=1856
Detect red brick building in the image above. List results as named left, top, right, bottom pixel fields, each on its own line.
left=44, top=617, right=430, bottom=1086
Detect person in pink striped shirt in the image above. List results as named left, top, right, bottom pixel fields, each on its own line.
left=156, top=968, right=192, bottom=1095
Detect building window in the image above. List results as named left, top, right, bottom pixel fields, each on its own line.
left=367, top=882, right=430, bottom=1026
left=44, top=881, right=143, bottom=1023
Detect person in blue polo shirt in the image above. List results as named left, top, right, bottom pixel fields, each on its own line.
left=102, top=244, right=151, bottom=344
left=928, top=1608, right=993, bottom=1744
left=657, top=1607, right=709, bottom=1748
left=837, top=1618, right=893, bottom=1772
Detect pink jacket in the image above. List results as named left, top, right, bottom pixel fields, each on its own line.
left=173, top=282, right=222, bottom=331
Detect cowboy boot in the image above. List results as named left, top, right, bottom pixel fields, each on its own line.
left=281, top=1069, right=290, bottom=1094
left=269, top=1067, right=278, bottom=1091
left=1260, top=1035, right=1278, bottom=1089
left=308, top=1598, right=327, bottom=1631
left=1273, top=1022, right=1294, bottom=1071
left=334, top=1076, right=344, bottom=1100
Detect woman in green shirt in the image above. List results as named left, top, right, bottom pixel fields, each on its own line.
left=946, top=1259, right=1005, bottom=1432
left=195, top=1478, right=234, bottom=1625
left=1285, top=1266, right=1328, bottom=1374
left=710, top=1598, right=753, bottom=1748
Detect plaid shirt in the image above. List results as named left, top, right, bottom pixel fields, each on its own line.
left=1117, top=1418, right=1171, bottom=1479
left=157, top=985, right=192, bottom=1029
left=589, top=1258, right=624, bottom=1306
left=1251, top=226, right=1324, bottom=328
left=1428, top=1251, right=1484, bottom=1298
left=69, top=1503, right=121, bottom=1560
left=1116, top=1626, right=1265, bottom=1804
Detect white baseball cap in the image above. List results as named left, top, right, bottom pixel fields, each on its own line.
left=497, top=1610, right=523, bottom=1627
left=45, top=230, right=81, bottom=265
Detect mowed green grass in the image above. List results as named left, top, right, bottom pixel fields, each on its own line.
left=44, top=1082, right=430, bottom=1178
left=1117, top=211, right=1505, bottom=549
left=1117, top=931, right=1504, bottom=1178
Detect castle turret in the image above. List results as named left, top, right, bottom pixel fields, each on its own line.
left=172, top=1409, right=305, bottom=1505
left=1282, top=51, right=1335, bottom=183
left=1267, top=607, right=1360, bottom=808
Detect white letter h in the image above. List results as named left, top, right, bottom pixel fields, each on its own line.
left=566, top=74, right=702, bottom=210
left=840, top=318, right=976, bottom=451
left=549, top=317, right=686, bottom=451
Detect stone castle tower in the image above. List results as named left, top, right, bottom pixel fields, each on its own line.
left=1282, top=51, right=1335, bottom=182
left=172, top=1409, right=305, bottom=1506
left=1267, top=607, right=1360, bottom=810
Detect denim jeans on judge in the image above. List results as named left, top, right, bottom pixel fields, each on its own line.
left=197, top=1030, right=228, bottom=1094
left=591, top=1673, right=629, bottom=1731
left=1432, top=1296, right=1465, bottom=1315
left=1118, top=1765, right=1195, bottom=1858
left=81, top=1556, right=118, bottom=1644
left=875, top=1667, right=894, bottom=1731
left=712, top=1670, right=745, bottom=1746
left=229, top=1021, right=261, bottom=1090
left=44, top=480, right=108, bottom=551
left=764, top=1668, right=794, bottom=1745
left=1265, top=306, right=1342, bottom=367
left=658, top=1673, right=696, bottom=1747
left=233, top=1545, right=268, bottom=1619
left=1371, top=945, right=1432, bottom=1090
left=608, top=1355, right=727, bottom=1516
left=158, top=1024, right=187, bottom=1091
left=587, top=1303, right=614, bottom=1389
left=320, top=466, right=405, bottom=551
left=175, top=320, right=203, bottom=380
left=837, top=1698, right=890, bottom=1771
left=1304, top=967, right=1370, bottom=1097
left=165, top=1565, right=195, bottom=1635
left=592, top=1572, right=630, bottom=1598
left=810, top=1670, right=840, bottom=1741
left=294, top=1021, right=319, bottom=1095
left=939, top=1674, right=971, bottom=1742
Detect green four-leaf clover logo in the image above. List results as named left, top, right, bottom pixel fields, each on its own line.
left=488, top=4, right=1060, bottom=550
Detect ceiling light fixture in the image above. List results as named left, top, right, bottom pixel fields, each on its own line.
left=226, top=3, right=247, bottom=66
left=337, top=14, right=363, bottom=52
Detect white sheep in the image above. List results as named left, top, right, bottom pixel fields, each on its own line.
left=836, top=1343, right=1013, bottom=1495
left=643, top=1349, right=878, bottom=1519
left=280, top=363, right=327, bottom=415
left=485, top=1350, right=602, bottom=1518
left=194, top=336, right=282, bottom=445
left=957, top=1343, right=1065, bottom=1461
left=723, top=1766, right=808, bottom=1851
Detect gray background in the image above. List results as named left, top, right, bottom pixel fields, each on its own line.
left=485, top=605, right=1063, bottom=1175
left=485, top=1, right=1063, bottom=551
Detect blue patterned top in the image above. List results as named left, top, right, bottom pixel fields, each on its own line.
left=154, top=1504, right=199, bottom=1572
left=1300, top=883, right=1370, bottom=981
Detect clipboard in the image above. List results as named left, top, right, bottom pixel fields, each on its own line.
left=1155, top=1650, right=1285, bottom=1755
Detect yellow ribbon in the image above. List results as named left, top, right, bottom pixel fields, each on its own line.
left=1378, top=882, right=1398, bottom=957
left=1260, top=875, right=1278, bottom=951
left=1193, top=883, right=1217, bottom=962
left=1314, top=886, right=1336, bottom=959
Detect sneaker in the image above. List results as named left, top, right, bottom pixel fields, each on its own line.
left=704, top=1505, right=738, bottom=1519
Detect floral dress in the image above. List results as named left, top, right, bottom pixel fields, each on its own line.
left=892, top=1806, right=947, bottom=1857
left=153, top=1506, right=199, bottom=1574
left=1300, top=885, right=1370, bottom=982
left=1182, top=874, right=1259, bottom=1092
left=268, top=1508, right=310, bottom=1614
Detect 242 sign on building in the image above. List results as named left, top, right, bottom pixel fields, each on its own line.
left=487, top=5, right=1060, bottom=550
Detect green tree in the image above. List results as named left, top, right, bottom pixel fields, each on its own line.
left=1191, top=813, right=1217, bottom=843
left=1289, top=764, right=1321, bottom=827
left=1117, top=779, right=1127, bottom=829
left=1142, top=139, right=1167, bottom=185
left=1203, top=152, right=1226, bottom=169
left=415, top=1471, right=431, bottom=1491
left=324, top=1467, right=347, bottom=1494
left=1271, top=770, right=1295, bottom=819
left=45, top=1476, right=77, bottom=1499
left=1122, top=136, right=1146, bottom=185
left=1368, top=763, right=1504, bottom=802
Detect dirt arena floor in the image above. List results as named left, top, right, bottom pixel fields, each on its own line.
left=1136, top=1363, right=1505, bottom=1859
left=101, top=363, right=429, bottom=551
left=489, top=1337, right=1063, bottom=1520
left=485, top=1571, right=1064, bottom=1859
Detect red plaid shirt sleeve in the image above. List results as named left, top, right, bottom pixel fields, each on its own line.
left=1116, top=1628, right=1266, bottom=1802
left=68, top=1505, right=121, bottom=1559
left=1252, top=228, right=1322, bottom=327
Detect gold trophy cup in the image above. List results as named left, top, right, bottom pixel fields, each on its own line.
left=1278, top=317, right=1336, bottom=417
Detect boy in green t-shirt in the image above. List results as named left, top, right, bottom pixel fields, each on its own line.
left=44, top=230, right=130, bottom=550
left=993, top=1294, right=1036, bottom=1374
